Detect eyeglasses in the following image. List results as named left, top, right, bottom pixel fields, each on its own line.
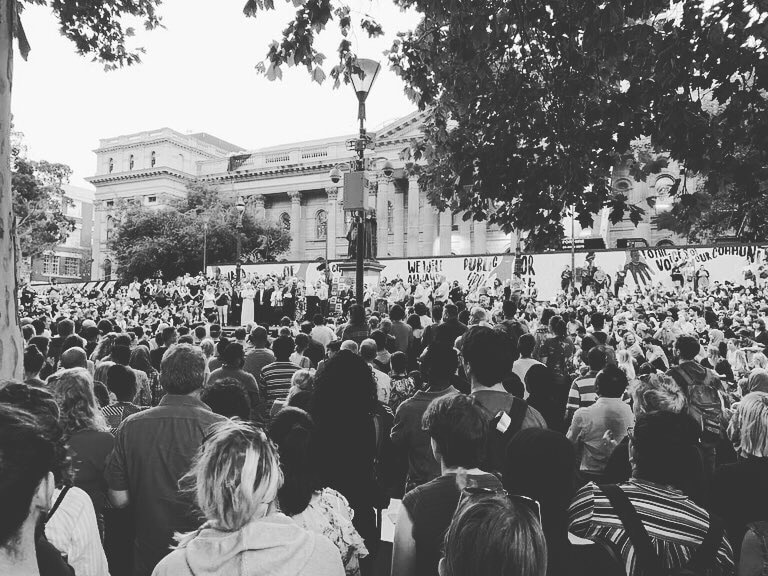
left=457, top=486, right=542, bottom=523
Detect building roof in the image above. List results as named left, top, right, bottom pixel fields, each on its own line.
left=188, top=132, right=245, bottom=153
left=62, top=184, right=95, bottom=204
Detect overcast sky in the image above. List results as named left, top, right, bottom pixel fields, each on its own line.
left=13, top=0, right=421, bottom=188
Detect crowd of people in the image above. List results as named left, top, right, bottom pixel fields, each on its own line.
left=4, top=267, right=768, bottom=576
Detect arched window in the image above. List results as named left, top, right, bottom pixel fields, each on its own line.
left=106, top=215, right=116, bottom=241
left=129, top=154, right=135, bottom=170
left=315, top=209, right=328, bottom=240
left=280, top=212, right=291, bottom=231
left=103, top=259, right=112, bottom=280
left=654, top=175, right=676, bottom=211
left=108, top=158, right=114, bottom=173
left=150, top=151, right=156, bottom=167
left=387, top=201, right=393, bottom=233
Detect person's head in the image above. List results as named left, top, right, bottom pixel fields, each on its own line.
left=268, top=407, right=320, bottom=516
left=272, top=336, right=295, bottom=362
left=517, top=333, right=536, bottom=359
left=233, top=328, right=246, bottom=342
left=111, top=344, right=131, bottom=366
left=422, top=394, right=487, bottom=469
left=106, top=364, right=138, bottom=403
left=595, top=365, right=629, bottom=398
left=590, top=312, right=605, bottom=331
left=389, top=304, right=405, bottom=323
left=675, top=334, right=700, bottom=361
left=209, top=324, right=222, bottom=340
left=461, top=326, right=512, bottom=387
left=23, top=345, right=45, bottom=378
left=201, top=378, right=251, bottom=420
left=312, top=314, right=325, bottom=326
left=340, top=340, right=359, bottom=354
left=421, top=341, right=459, bottom=386
left=160, top=344, right=207, bottom=395
left=630, top=410, right=703, bottom=496
left=370, top=330, right=387, bottom=352
left=414, top=302, right=428, bottom=317
left=390, top=351, right=407, bottom=375
left=524, top=364, right=555, bottom=399
left=300, top=321, right=313, bottom=336
left=431, top=305, right=444, bottom=323
left=129, top=345, right=154, bottom=374
left=325, top=340, right=342, bottom=359
left=0, top=404, right=58, bottom=550
left=629, top=374, right=687, bottom=416
left=57, top=318, right=75, bottom=339
left=349, top=304, right=366, bottom=324
left=587, top=345, right=609, bottom=372
left=181, top=420, right=282, bottom=533
left=194, top=325, right=208, bottom=342
left=200, top=338, right=215, bottom=359
left=503, top=428, right=576, bottom=567
left=59, top=346, right=88, bottom=370
left=50, top=368, right=107, bottom=437
left=729, top=392, right=768, bottom=458
left=359, top=339, right=377, bottom=363
left=753, top=353, right=768, bottom=370
left=441, top=494, right=547, bottom=576
left=407, top=314, right=422, bottom=332
left=250, top=326, right=269, bottom=348
left=294, top=333, right=309, bottom=353
left=469, top=306, right=488, bottom=326
left=61, top=334, right=86, bottom=353
left=311, top=351, right=377, bottom=427
left=162, top=326, right=178, bottom=347
left=221, top=342, right=245, bottom=369
left=443, top=303, right=458, bottom=321
left=549, top=315, right=567, bottom=338
left=22, top=324, right=34, bottom=342
left=502, top=300, right=517, bottom=319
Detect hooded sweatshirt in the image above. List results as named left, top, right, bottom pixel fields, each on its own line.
left=151, top=514, right=344, bottom=576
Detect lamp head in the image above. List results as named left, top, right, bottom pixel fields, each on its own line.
left=350, top=58, right=381, bottom=102
left=236, top=196, right=246, bottom=216
left=329, top=166, right=343, bottom=184
left=381, top=160, right=394, bottom=178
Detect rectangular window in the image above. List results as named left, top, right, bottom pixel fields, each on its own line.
left=63, top=257, right=80, bottom=277
left=147, top=196, right=157, bottom=204
left=106, top=200, right=114, bottom=208
left=42, top=255, right=60, bottom=276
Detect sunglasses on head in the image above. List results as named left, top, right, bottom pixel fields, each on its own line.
left=457, top=486, right=542, bottom=524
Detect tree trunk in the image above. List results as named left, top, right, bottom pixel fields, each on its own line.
left=0, top=0, right=22, bottom=380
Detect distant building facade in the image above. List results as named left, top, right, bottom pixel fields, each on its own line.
left=86, top=112, right=686, bottom=280
left=29, top=184, right=95, bottom=283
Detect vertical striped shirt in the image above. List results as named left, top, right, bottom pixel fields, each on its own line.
left=568, top=479, right=734, bottom=576
left=260, top=361, right=300, bottom=407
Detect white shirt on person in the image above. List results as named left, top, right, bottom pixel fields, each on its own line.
left=45, top=486, right=110, bottom=576
left=311, top=325, right=336, bottom=348
left=512, top=357, right=544, bottom=398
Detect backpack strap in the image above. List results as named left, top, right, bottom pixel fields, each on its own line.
left=601, top=484, right=664, bottom=575
left=47, top=485, right=71, bottom=522
left=685, top=514, right=724, bottom=572
left=506, top=397, right=528, bottom=438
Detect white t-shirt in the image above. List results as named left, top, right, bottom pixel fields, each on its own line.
left=311, top=325, right=337, bottom=348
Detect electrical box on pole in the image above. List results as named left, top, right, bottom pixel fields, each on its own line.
left=343, top=171, right=368, bottom=211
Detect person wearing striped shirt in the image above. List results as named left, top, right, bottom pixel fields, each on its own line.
left=259, top=335, right=301, bottom=420
left=565, top=346, right=608, bottom=426
left=568, top=411, right=734, bottom=576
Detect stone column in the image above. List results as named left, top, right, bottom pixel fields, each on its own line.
left=458, top=211, right=472, bottom=255
left=392, top=183, right=405, bottom=257
left=473, top=219, right=487, bottom=253
left=407, top=176, right=421, bottom=257
left=326, top=187, right=338, bottom=260
left=289, top=190, right=302, bottom=260
left=248, top=194, right=265, bottom=221
left=420, top=189, right=436, bottom=256
left=91, top=201, right=104, bottom=279
left=438, top=209, right=452, bottom=255
left=376, top=174, right=389, bottom=258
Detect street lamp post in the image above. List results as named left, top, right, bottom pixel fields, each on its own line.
left=235, top=196, right=245, bottom=284
left=348, top=58, right=380, bottom=305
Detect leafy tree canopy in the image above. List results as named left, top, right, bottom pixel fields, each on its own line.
left=109, top=183, right=291, bottom=281
left=11, top=130, right=75, bottom=260
left=249, top=0, right=768, bottom=247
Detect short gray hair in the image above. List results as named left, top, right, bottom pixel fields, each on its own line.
left=160, top=344, right=207, bottom=395
left=629, top=374, right=687, bottom=415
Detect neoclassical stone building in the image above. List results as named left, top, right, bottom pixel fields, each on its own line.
left=86, top=111, right=514, bottom=279
left=86, top=111, right=686, bottom=279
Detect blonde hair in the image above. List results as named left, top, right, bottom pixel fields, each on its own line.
left=179, top=420, right=282, bottom=538
left=731, top=392, right=768, bottom=458
left=616, top=350, right=636, bottom=381
left=752, top=353, right=768, bottom=370
left=51, top=367, right=108, bottom=437
left=629, top=374, right=687, bottom=415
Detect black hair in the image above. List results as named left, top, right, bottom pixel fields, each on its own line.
left=194, top=326, right=207, bottom=340
left=461, top=326, right=513, bottom=386
left=414, top=302, right=428, bottom=316
left=114, top=334, right=132, bottom=348
left=234, top=328, right=246, bottom=341
left=675, top=335, right=700, bottom=361
left=595, top=365, right=629, bottom=398
left=29, top=336, right=50, bottom=357
left=57, top=318, right=75, bottom=338
left=422, top=394, right=487, bottom=468
left=313, top=314, right=325, bottom=326
left=502, top=300, right=517, bottom=317
left=391, top=351, right=408, bottom=374
left=272, top=336, right=295, bottom=362
left=62, top=334, right=86, bottom=353
left=201, top=378, right=251, bottom=420
left=106, top=364, right=138, bottom=402
left=422, top=341, right=459, bottom=383
left=587, top=346, right=609, bottom=372
left=518, top=333, right=536, bottom=358
left=24, top=345, right=45, bottom=375
left=162, top=326, right=177, bottom=346
left=389, top=304, right=405, bottom=322
left=221, top=342, right=245, bottom=367
left=178, top=335, right=194, bottom=345
left=269, top=408, right=321, bottom=516
left=111, top=345, right=131, bottom=366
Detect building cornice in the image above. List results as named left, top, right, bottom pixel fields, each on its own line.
left=86, top=167, right=193, bottom=186
left=94, top=137, right=223, bottom=159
